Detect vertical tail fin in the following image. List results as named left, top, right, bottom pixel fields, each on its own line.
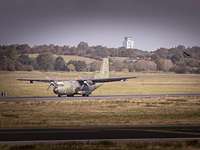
left=95, top=58, right=109, bottom=79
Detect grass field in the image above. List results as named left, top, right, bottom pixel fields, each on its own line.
left=0, top=71, right=200, bottom=128
left=29, top=54, right=98, bottom=64
left=1, top=140, right=200, bottom=150
left=0, top=71, right=199, bottom=96
left=0, top=96, right=200, bottom=128
left=0, top=72, right=200, bottom=150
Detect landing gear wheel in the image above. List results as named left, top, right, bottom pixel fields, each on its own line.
left=58, top=94, right=61, bottom=97
left=82, top=94, right=89, bottom=97
left=67, top=94, right=74, bottom=97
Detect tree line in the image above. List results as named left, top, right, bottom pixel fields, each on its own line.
left=0, top=43, right=200, bottom=73
left=0, top=42, right=148, bottom=59
left=0, top=48, right=94, bottom=72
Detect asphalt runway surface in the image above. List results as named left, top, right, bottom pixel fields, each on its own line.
left=0, top=93, right=200, bottom=101
left=0, top=126, right=200, bottom=144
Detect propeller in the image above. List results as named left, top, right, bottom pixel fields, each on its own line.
left=39, top=72, right=57, bottom=91
left=47, top=82, right=57, bottom=90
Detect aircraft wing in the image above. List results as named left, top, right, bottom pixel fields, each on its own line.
left=88, top=76, right=136, bottom=83
left=16, top=78, right=62, bottom=83
left=17, top=76, right=136, bottom=84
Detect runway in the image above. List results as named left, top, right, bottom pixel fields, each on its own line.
left=1, top=93, right=200, bottom=101
left=0, top=126, right=200, bottom=144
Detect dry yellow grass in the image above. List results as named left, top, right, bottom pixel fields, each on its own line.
left=0, top=71, right=200, bottom=96
left=1, top=140, right=200, bottom=150
left=0, top=71, right=200, bottom=128
left=96, top=72, right=200, bottom=95
left=29, top=54, right=97, bottom=64
left=0, top=96, right=200, bottom=128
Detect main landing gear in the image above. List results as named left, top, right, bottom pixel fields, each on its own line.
left=82, top=94, right=89, bottom=97
left=57, top=94, right=89, bottom=97
left=67, top=94, right=74, bottom=97
left=58, top=94, right=74, bottom=97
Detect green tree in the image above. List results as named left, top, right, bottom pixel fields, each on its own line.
left=7, top=58, right=15, bottom=71
left=67, top=60, right=87, bottom=71
left=36, top=52, right=55, bottom=71
left=16, top=44, right=30, bottom=53
left=77, top=42, right=89, bottom=56
left=17, top=54, right=32, bottom=65
left=0, top=56, right=9, bottom=70
left=77, top=42, right=89, bottom=50
left=156, top=58, right=173, bottom=72
left=88, top=61, right=100, bottom=71
left=54, top=56, right=66, bottom=71
left=5, top=48, right=18, bottom=62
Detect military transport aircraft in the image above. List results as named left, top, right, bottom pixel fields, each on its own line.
left=17, top=58, right=136, bottom=97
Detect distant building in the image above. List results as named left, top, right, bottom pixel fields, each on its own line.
left=123, top=36, right=134, bottom=49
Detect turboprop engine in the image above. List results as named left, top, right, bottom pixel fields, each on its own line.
left=79, top=80, right=101, bottom=96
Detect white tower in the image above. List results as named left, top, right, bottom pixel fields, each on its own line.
left=123, top=36, right=134, bottom=49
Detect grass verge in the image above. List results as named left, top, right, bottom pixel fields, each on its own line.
left=1, top=140, right=200, bottom=150
left=0, top=96, right=200, bottom=128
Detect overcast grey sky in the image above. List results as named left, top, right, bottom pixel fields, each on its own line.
left=0, top=0, right=200, bottom=51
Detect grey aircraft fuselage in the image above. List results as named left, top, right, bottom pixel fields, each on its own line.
left=52, top=80, right=101, bottom=97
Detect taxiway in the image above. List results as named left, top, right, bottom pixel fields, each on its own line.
left=0, top=126, right=200, bottom=144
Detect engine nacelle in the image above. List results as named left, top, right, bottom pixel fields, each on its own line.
left=83, top=80, right=94, bottom=86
